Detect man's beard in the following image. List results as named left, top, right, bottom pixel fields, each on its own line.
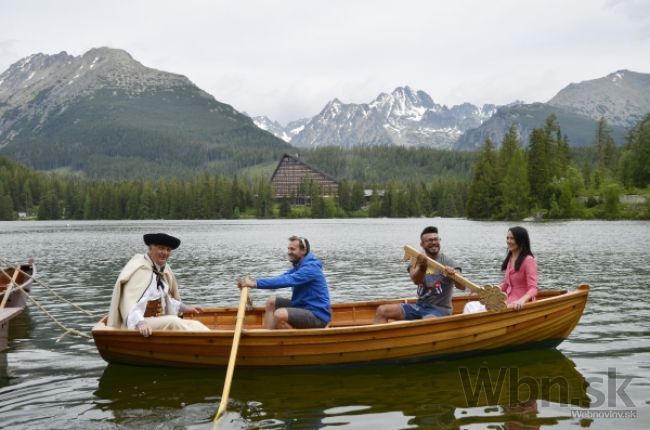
left=424, top=246, right=439, bottom=257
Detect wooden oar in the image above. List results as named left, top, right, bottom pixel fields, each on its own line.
left=213, top=286, right=249, bottom=427
left=403, top=245, right=507, bottom=311
left=0, top=267, right=21, bottom=309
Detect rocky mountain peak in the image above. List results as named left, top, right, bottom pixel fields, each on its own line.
left=0, top=47, right=223, bottom=147
left=83, top=46, right=134, bottom=62
left=547, top=69, right=650, bottom=127
left=252, top=115, right=292, bottom=142
left=609, top=69, right=627, bottom=83
left=251, top=115, right=310, bottom=142
left=369, top=86, right=437, bottom=120
left=286, top=86, right=494, bottom=149
left=0, top=51, right=72, bottom=95
left=323, top=97, right=344, bottom=111
left=0, top=47, right=192, bottom=103
left=392, top=85, right=435, bottom=108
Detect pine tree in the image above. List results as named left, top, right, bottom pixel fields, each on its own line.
left=581, top=161, right=592, bottom=190
left=139, top=182, right=155, bottom=219
left=368, top=186, right=381, bottom=217
left=0, top=182, right=15, bottom=220
left=21, top=180, right=34, bottom=216
left=498, top=125, right=520, bottom=172
left=527, top=128, right=551, bottom=208
left=418, top=181, right=432, bottom=216
left=594, top=117, right=618, bottom=173
left=37, top=190, right=61, bottom=220
left=380, top=183, right=394, bottom=217
left=498, top=149, right=531, bottom=220
left=350, top=181, right=365, bottom=212
left=83, top=192, right=93, bottom=219
left=406, top=183, right=422, bottom=216
left=466, top=139, right=500, bottom=219
left=493, top=124, right=530, bottom=219
left=125, top=182, right=142, bottom=219
left=393, top=186, right=409, bottom=217
left=542, top=114, right=569, bottom=178
left=624, top=113, right=650, bottom=187
left=337, top=179, right=351, bottom=211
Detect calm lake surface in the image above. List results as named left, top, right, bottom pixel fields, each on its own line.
left=1, top=218, right=649, bottom=429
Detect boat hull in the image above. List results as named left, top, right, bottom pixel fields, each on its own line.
left=92, top=284, right=589, bottom=367
left=0, top=307, right=23, bottom=351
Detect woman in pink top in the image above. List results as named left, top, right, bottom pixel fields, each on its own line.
left=464, top=226, right=537, bottom=313
left=500, top=226, right=537, bottom=310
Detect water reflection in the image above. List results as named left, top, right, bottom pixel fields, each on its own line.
left=7, top=309, right=34, bottom=341
left=95, top=348, right=588, bottom=429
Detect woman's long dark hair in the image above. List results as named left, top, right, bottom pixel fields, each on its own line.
left=501, top=226, right=534, bottom=272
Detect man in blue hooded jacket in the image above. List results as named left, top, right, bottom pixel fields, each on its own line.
left=237, top=235, right=331, bottom=329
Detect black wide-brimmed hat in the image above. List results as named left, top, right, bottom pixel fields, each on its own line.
left=143, top=233, right=181, bottom=250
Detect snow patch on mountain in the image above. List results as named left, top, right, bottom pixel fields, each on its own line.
left=252, top=115, right=309, bottom=142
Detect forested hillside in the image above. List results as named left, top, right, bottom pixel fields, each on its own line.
left=299, top=146, right=477, bottom=182
left=1, top=87, right=292, bottom=180
left=1, top=113, right=649, bottom=221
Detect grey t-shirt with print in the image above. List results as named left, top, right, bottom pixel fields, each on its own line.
left=409, top=252, right=461, bottom=314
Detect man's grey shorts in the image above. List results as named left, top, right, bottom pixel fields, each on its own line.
left=275, top=297, right=327, bottom=329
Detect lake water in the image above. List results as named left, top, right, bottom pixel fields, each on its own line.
left=0, top=218, right=649, bottom=429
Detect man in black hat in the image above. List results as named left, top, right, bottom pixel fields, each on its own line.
left=107, top=233, right=209, bottom=336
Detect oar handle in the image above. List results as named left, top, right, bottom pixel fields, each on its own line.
left=403, top=245, right=482, bottom=293
left=213, top=286, right=249, bottom=426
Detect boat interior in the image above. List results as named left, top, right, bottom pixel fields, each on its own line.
left=0, top=264, right=34, bottom=294
left=185, top=290, right=569, bottom=331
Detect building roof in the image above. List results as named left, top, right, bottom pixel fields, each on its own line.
left=270, top=153, right=338, bottom=183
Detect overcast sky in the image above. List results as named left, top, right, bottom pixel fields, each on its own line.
left=1, top=0, right=649, bottom=124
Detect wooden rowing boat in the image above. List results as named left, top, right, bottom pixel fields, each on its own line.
left=92, top=284, right=589, bottom=368
left=0, top=262, right=35, bottom=309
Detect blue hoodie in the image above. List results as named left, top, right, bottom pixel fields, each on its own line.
left=256, top=252, right=331, bottom=324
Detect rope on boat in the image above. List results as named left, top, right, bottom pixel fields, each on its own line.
left=28, top=295, right=92, bottom=341
left=12, top=282, right=92, bottom=340
left=1, top=258, right=94, bottom=341
left=0, top=257, right=102, bottom=317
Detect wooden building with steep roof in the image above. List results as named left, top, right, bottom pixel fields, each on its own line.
left=270, top=153, right=338, bottom=199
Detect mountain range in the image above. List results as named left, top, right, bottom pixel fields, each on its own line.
left=1, top=46, right=649, bottom=180
left=455, top=70, right=649, bottom=149
left=255, top=70, right=650, bottom=150
left=253, top=87, right=496, bottom=150
left=0, top=47, right=289, bottom=179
